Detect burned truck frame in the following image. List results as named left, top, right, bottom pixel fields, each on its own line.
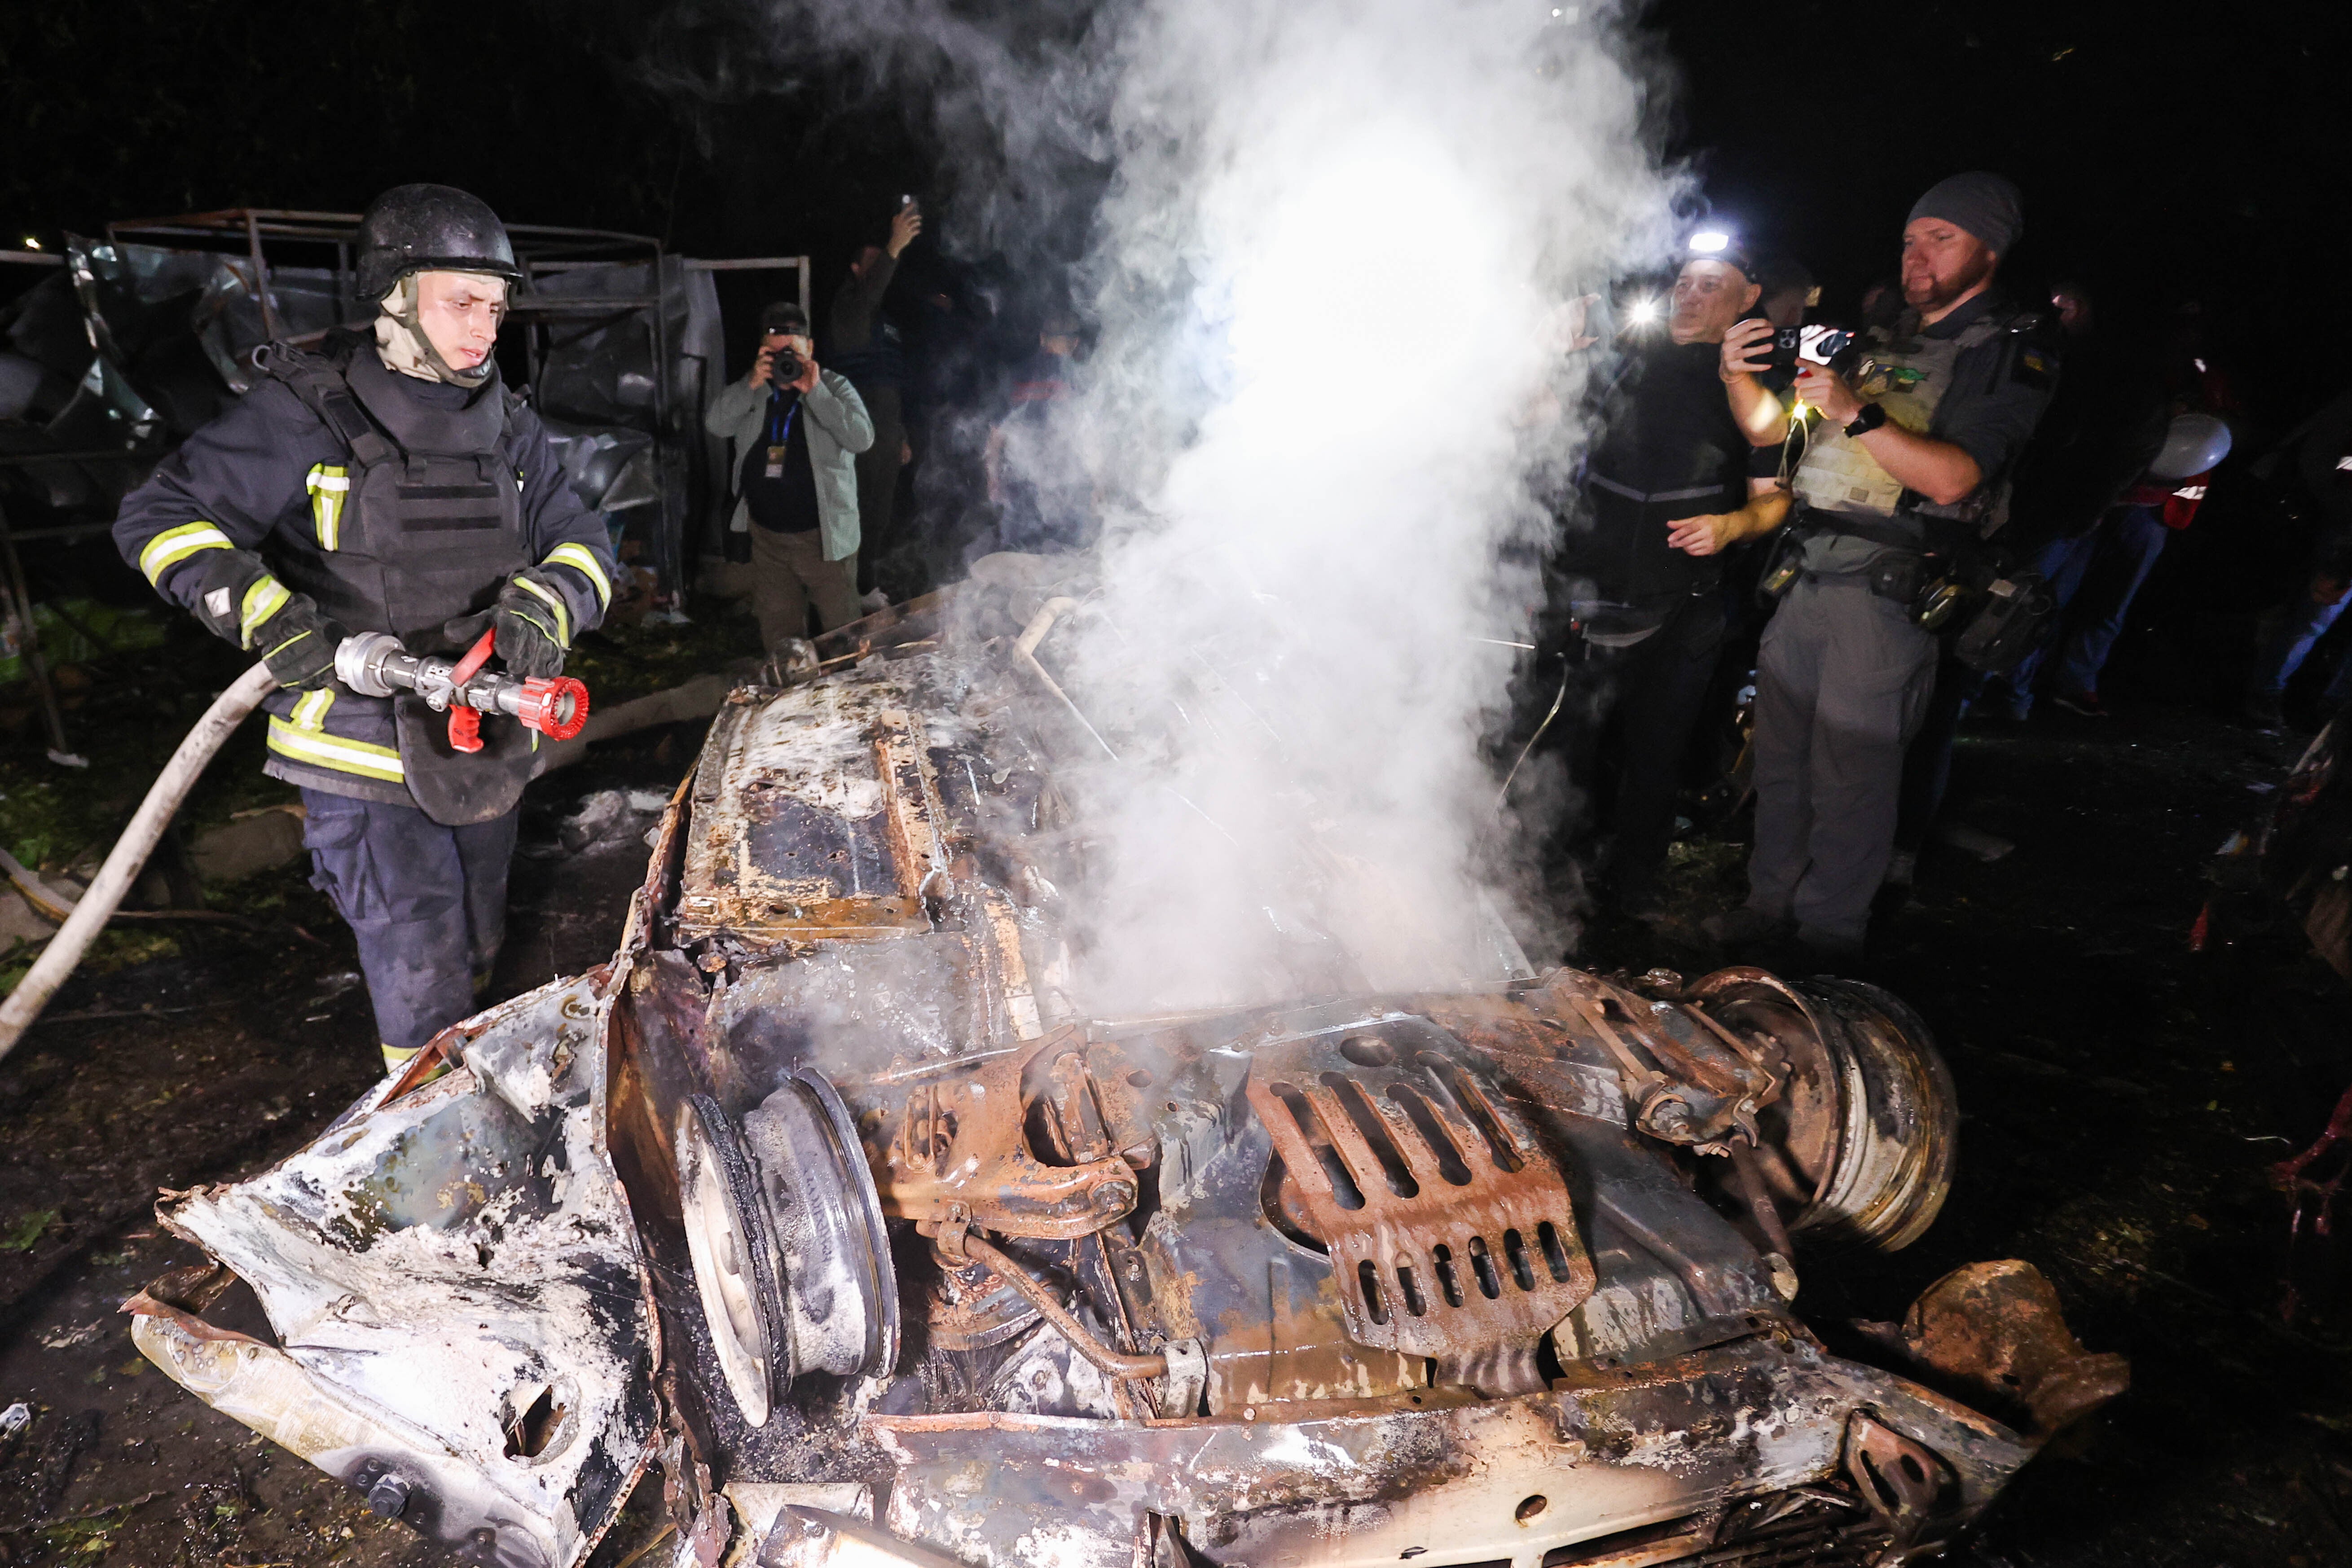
left=1, top=210, right=808, bottom=597
left=124, top=584, right=2125, bottom=1568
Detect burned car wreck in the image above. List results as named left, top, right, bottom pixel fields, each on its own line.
left=124, top=580, right=2126, bottom=1568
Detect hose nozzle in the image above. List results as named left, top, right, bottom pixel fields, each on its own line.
left=512, top=676, right=589, bottom=741
left=334, top=631, right=593, bottom=744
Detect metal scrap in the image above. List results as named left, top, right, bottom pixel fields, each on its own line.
left=1245, top=1016, right=1592, bottom=1395
left=125, top=585, right=2123, bottom=1568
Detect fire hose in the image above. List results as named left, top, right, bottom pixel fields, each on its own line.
left=0, top=630, right=588, bottom=1063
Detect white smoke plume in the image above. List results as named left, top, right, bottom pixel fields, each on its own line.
left=1045, top=1, right=1684, bottom=1014
left=614, top=0, right=1688, bottom=1012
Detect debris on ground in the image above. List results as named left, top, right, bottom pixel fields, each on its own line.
left=187, top=804, right=307, bottom=883
left=0, top=597, right=2347, bottom=1564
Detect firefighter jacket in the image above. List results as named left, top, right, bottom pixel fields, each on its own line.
left=113, top=339, right=618, bottom=823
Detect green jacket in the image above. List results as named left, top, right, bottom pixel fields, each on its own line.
left=705, top=368, right=874, bottom=562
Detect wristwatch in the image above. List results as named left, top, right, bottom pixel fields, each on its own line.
left=1844, top=402, right=1887, bottom=438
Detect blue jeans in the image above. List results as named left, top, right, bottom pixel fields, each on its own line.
left=2004, top=505, right=2168, bottom=712
left=2248, top=585, right=2352, bottom=699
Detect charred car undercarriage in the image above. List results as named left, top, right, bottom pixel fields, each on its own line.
left=123, top=576, right=2126, bottom=1568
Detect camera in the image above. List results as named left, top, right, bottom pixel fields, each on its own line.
left=773, top=348, right=805, bottom=383
left=1742, top=313, right=1863, bottom=378
left=1800, top=325, right=1861, bottom=373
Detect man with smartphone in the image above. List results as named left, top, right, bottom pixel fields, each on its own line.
left=707, top=301, right=875, bottom=652
left=1708, top=172, right=2057, bottom=961
left=830, top=198, right=923, bottom=593
left=1552, top=237, right=1789, bottom=916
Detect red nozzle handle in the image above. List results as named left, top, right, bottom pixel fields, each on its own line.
left=451, top=628, right=498, bottom=685
left=445, top=628, right=498, bottom=754
left=514, top=676, right=590, bottom=742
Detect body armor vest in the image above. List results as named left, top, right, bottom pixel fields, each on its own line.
left=266, top=345, right=536, bottom=826
left=1790, top=310, right=2013, bottom=531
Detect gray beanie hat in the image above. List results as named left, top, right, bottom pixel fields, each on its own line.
left=1908, top=171, right=2023, bottom=255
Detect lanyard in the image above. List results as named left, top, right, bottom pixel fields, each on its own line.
left=766, top=391, right=800, bottom=446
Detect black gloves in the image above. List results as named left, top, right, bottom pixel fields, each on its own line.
left=489, top=571, right=569, bottom=680
left=256, top=597, right=347, bottom=690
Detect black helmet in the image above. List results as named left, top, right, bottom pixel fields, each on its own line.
left=354, top=184, right=523, bottom=301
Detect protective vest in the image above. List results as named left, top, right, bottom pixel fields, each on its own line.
left=1790, top=310, right=2016, bottom=532
left=263, top=346, right=537, bottom=826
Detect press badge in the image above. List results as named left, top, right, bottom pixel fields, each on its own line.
left=765, top=444, right=786, bottom=479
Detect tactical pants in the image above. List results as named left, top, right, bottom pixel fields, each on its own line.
left=1745, top=578, right=1937, bottom=947
left=1569, top=594, right=1726, bottom=907
left=751, top=524, right=862, bottom=652
left=300, top=789, right=520, bottom=1055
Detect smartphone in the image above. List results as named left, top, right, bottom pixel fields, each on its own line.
left=1735, top=309, right=1798, bottom=375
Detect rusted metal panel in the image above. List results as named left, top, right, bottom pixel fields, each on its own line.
left=867, top=1334, right=2037, bottom=1568
left=674, top=665, right=986, bottom=944
left=1245, top=1016, right=1592, bottom=1395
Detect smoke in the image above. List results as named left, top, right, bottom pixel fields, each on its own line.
left=607, top=0, right=1688, bottom=1012
left=1039, top=0, right=1684, bottom=1012
left=607, top=0, right=1118, bottom=259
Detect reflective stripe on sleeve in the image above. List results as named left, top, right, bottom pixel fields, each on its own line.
left=513, top=574, right=571, bottom=646
left=137, top=522, right=234, bottom=584
left=267, top=718, right=403, bottom=782
left=543, top=543, right=612, bottom=611
left=239, top=576, right=291, bottom=649
left=306, top=465, right=350, bottom=550
left=290, top=689, right=335, bottom=731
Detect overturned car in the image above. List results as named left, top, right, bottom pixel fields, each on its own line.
left=125, top=580, right=2125, bottom=1568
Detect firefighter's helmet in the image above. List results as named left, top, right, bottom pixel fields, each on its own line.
left=354, top=184, right=523, bottom=302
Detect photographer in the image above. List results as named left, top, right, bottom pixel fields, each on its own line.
left=1708, top=173, right=2057, bottom=959
left=1554, top=239, right=1789, bottom=915
left=707, top=301, right=875, bottom=651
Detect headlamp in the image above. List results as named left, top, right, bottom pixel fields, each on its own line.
left=1682, top=229, right=1754, bottom=281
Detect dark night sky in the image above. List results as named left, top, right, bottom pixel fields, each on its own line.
left=3, top=0, right=2342, bottom=419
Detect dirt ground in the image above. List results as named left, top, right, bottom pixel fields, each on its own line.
left=0, top=606, right=747, bottom=1568
left=1580, top=694, right=2352, bottom=1568
left=2, top=609, right=2350, bottom=1565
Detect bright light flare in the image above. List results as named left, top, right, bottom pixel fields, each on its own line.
left=1688, top=230, right=1729, bottom=253
left=1192, top=132, right=1532, bottom=523
left=1627, top=298, right=1660, bottom=324
left=1221, top=141, right=1502, bottom=401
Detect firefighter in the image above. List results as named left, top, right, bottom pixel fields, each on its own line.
left=113, top=184, right=618, bottom=1075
